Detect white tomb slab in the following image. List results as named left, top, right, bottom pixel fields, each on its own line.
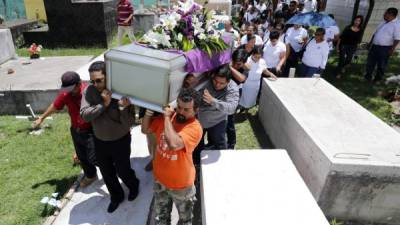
left=200, top=150, right=330, bottom=225
left=105, top=44, right=187, bottom=112
left=0, top=29, right=16, bottom=65
left=258, top=78, right=400, bottom=224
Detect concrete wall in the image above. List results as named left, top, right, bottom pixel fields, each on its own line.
left=325, top=0, right=400, bottom=42
left=0, top=0, right=26, bottom=21
left=0, top=29, right=16, bottom=65
left=258, top=78, right=400, bottom=224
left=24, top=0, right=47, bottom=22
left=133, top=13, right=157, bottom=33
left=0, top=90, right=58, bottom=115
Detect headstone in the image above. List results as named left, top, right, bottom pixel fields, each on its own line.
left=258, top=78, right=400, bottom=224
left=200, top=150, right=330, bottom=225
left=133, top=12, right=157, bottom=34
left=30, top=0, right=119, bottom=47
left=0, top=29, right=16, bottom=65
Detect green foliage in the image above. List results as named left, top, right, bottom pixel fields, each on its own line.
left=330, top=218, right=344, bottom=225
left=324, top=52, right=400, bottom=126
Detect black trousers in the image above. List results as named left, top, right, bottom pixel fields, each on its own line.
left=226, top=114, right=236, bottom=149
left=365, top=45, right=391, bottom=81
left=70, top=127, right=97, bottom=178
left=335, top=44, right=357, bottom=75
left=94, top=133, right=139, bottom=203
left=283, top=47, right=301, bottom=77
left=193, top=120, right=227, bottom=165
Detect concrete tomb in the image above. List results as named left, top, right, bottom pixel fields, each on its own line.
left=200, top=150, right=330, bottom=225
left=0, top=29, right=16, bottom=64
left=258, top=78, right=400, bottom=224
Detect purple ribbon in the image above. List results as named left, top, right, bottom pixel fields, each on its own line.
left=133, top=42, right=231, bottom=73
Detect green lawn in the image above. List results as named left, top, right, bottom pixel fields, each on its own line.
left=0, top=114, right=80, bottom=225
left=16, top=33, right=142, bottom=58
left=324, top=53, right=400, bottom=125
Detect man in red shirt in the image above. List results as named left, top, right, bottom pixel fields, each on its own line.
left=141, top=88, right=203, bottom=225
left=33, top=72, right=98, bottom=188
left=117, top=0, right=135, bottom=46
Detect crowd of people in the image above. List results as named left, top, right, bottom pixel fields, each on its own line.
left=31, top=0, right=399, bottom=224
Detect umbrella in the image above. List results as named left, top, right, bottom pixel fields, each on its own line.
left=286, top=12, right=337, bottom=28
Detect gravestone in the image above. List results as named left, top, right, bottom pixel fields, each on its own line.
left=24, top=0, right=118, bottom=47
left=200, top=150, right=330, bottom=225
left=258, top=78, right=400, bottom=224
left=0, top=28, right=16, bottom=64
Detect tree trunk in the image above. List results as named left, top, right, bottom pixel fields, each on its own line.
left=362, top=0, right=375, bottom=39
left=352, top=0, right=361, bottom=21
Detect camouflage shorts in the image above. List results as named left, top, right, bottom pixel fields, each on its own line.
left=154, top=181, right=196, bottom=225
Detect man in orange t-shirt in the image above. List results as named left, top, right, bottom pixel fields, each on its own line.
left=141, top=88, right=203, bottom=225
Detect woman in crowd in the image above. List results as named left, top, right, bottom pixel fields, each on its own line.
left=239, top=46, right=277, bottom=112
left=335, top=15, right=364, bottom=79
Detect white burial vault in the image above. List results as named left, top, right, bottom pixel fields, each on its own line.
left=259, top=78, right=400, bottom=224
left=200, top=150, right=330, bottom=225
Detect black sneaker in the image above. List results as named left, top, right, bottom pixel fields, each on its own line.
left=128, top=180, right=140, bottom=201
left=107, top=201, right=121, bottom=213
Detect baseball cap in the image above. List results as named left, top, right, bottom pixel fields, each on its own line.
left=60, top=71, right=81, bottom=92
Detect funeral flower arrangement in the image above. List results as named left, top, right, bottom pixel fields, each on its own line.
left=28, top=43, right=43, bottom=59
left=141, top=0, right=228, bottom=56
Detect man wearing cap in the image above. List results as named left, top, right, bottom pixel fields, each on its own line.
left=33, top=72, right=98, bottom=188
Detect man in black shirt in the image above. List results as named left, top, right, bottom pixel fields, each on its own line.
left=283, top=1, right=299, bottom=22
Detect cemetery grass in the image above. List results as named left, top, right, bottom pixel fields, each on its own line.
left=16, top=33, right=142, bottom=57
left=0, top=113, right=80, bottom=225
left=324, top=53, right=400, bottom=126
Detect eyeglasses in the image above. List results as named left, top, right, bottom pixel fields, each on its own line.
left=90, top=78, right=105, bottom=85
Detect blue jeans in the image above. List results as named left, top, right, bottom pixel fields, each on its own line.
left=299, top=63, right=321, bottom=78
left=365, top=45, right=391, bottom=81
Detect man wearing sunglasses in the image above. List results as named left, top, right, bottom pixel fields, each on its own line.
left=80, top=61, right=140, bottom=213
left=33, top=71, right=98, bottom=188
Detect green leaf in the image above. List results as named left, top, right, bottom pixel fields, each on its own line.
left=204, top=44, right=212, bottom=58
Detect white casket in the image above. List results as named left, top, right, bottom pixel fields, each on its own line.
left=105, top=44, right=187, bottom=112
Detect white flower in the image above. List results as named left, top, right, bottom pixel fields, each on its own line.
left=177, top=33, right=183, bottom=42
left=198, top=33, right=206, bottom=40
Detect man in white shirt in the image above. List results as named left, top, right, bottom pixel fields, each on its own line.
left=263, top=30, right=287, bottom=76
left=365, top=8, right=400, bottom=83
left=302, top=0, right=316, bottom=13
left=243, top=6, right=259, bottom=23
left=240, top=25, right=264, bottom=45
left=283, top=24, right=308, bottom=76
left=222, top=20, right=241, bottom=49
left=300, top=27, right=330, bottom=77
